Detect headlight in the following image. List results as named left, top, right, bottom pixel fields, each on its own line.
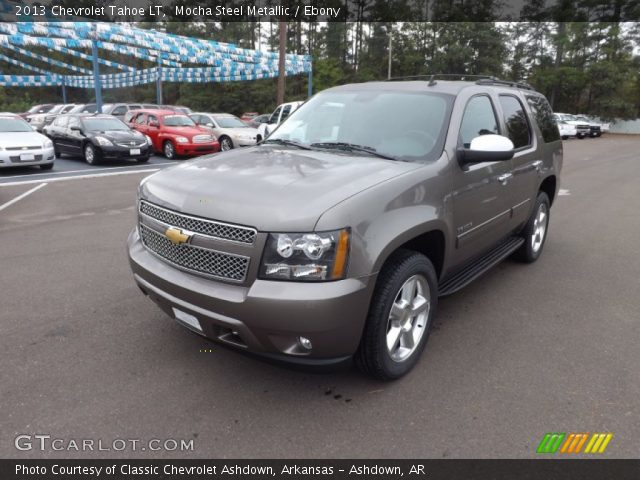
left=43, top=139, right=53, bottom=148
left=259, top=229, right=350, bottom=281
left=94, top=136, right=113, bottom=146
left=175, top=136, right=189, bottom=143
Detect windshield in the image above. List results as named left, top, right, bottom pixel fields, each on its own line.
left=163, top=115, right=195, bottom=127
left=82, top=117, right=129, bottom=132
left=28, top=105, right=51, bottom=114
left=0, top=117, right=34, bottom=132
left=268, top=90, right=452, bottom=162
left=214, top=116, right=247, bottom=128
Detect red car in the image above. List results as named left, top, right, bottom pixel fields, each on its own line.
left=128, top=109, right=219, bottom=159
left=240, top=112, right=260, bottom=123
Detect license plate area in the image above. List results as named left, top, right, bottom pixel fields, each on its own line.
left=20, top=153, right=35, bottom=161
left=130, top=148, right=141, bottom=156
left=172, top=307, right=203, bottom=334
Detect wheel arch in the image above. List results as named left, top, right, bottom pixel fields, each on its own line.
left=539, top=175, right=557, bottom=205
left=372, top=224, right=447, bottom=281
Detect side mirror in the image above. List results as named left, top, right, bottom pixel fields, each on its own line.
left=70, top=125, right=82, bottom=132
left=31, top=125, right=38, bottom=131
left=205, top=123, right=214, bottom=127
left=149, top=122, right=158, bottom=128
left=459, top=134, right=514, bottom=164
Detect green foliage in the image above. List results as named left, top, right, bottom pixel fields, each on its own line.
left=0, top=21, right=638, bottom=119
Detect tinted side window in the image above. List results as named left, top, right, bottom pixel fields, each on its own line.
left=270, top=107, right=282, bottom=123
left=135, top=114, right=147, bottom=125
left=459, top=95, right=499, bottom=147
left=526, top=95, right=560, bottom=143
left=112, top=106, right=127, bottom=115
left=281, top=105, right=292, bottom=121
left=499, top=95, right=531, bottom=149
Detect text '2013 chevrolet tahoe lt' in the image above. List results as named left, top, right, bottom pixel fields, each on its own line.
left=128, top=77, right=562, bottom=380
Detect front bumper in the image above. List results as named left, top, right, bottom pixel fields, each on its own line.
left=99, top=144, right=151, bottom=160
left=0, top=147, right=55, bottom=168
left=233, top=137, right=258, bottom=147
left=174, top=142, right=220, bottom=156
left=127, top=228, right=375, bottom=364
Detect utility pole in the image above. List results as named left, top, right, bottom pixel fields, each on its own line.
left=276, top=20, right=287, bottom=105
left=387, top=24, right=393, bottom=80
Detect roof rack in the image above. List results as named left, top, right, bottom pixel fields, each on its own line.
left=386, top=74, right=494, bottom=84
left=475, top=78, right=534, bottom=90
left=385, top=74, right=534, bottom=90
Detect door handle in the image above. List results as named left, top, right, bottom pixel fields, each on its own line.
left=532, top=160, right=543, bottom=172
left=497, top=173, right=513, bottom=185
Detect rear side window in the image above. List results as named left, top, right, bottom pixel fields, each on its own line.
left=112, top=106, right=127, bottom=115
left=499, top=95, right=531, bottom=149
left=459, top=95, right=499, bottom=147
left=526, top=95, right=560, bottom=143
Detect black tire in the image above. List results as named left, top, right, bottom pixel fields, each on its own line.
left=83, top=142, right=100, bottom=165
left=356, top=249, right=438, bottom=380
left=163, top=140, right=176, bottom=159
left=219, top=135, right=233, bottom=151
left=53, top=146, right=61, bottom=158
left=40, top=163, right=54, bottom=170
left=136, top=157, right=150, bottom=163
left=577, top=133, right=585, bottom=139
left=514, top=191, right=551, bottom=263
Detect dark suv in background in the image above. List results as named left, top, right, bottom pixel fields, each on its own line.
left=128, top=76, right=562, bottom=380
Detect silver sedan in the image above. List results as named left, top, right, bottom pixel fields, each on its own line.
left=0, top=114, right=55, bottom=170
left=190, top=113, right=259, bottom=151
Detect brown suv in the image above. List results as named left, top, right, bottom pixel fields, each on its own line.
left=128, top=78, right=562, bottom=380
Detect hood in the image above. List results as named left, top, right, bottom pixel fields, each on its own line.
left=0, top=131, right=48, bottom=148
left=161, top=126, right=207, bottom=137
left=141, top=146, right=423, bottom=231
left=89, top=130, right=146, bottom=142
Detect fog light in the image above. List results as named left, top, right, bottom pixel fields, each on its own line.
left=298, top=336, right=312, bottom=350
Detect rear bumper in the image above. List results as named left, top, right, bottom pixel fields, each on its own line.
left=127, top=228, right=376, bottom=364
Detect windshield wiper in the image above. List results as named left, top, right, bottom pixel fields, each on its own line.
left=310, top=142, right=400, bottom=161
left=263, top=138, right=313, bottom=150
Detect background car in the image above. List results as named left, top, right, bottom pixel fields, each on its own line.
left=102, top=103, right=142, bottom=120
left=190, top=113, right=259, bottom=151
left=20, top=103, right=54, bottom=119
left=554, top=113, right=590, bottom=139
left=67, top=103, right=98, bottom=114
left=0, top=113, right=55, bottom=170
left=31, top=103, right=77, bottom=132
left=128, top=109, right=218, bottom=159
left=246, top=113, right=270, bottom=129
left=44, top=114, right=151, bottom=165
left=557, top=121, right=577, bottom=140
left=575, top=115, right=603, bottom=137
left=240, top=112, right=259, bottom=123
left=160, top=105, right=193, bottom=115
left=257, top=101, right=304, bottom=139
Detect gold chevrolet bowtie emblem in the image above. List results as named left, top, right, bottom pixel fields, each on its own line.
left=164, top=227, right=191, bottom=245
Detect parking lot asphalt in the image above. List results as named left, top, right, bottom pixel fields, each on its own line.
left=1, top=136, right=639, bottom=459
left=0, top=154, right=173, bottom=186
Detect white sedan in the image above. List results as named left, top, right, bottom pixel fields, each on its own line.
left=0, top=114, right=55, bottom=169
left=190, top=113, right=259, bottom=151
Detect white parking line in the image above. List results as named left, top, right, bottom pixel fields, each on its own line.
left=0, top=182, right=47, bottom=212
left=0, top=162, right=173, bottom=181
left=0, top=168, right=162, bottom=187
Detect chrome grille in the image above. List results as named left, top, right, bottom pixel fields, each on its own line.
left=140, top=225, right=249, bottom=282
left=139, top=201, right=256, bottom=244
left=193, top=134, right=213, bottom=144
left=6, top=146, right=40, bottom=151
left=116, top=142, right=146, bottom=148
